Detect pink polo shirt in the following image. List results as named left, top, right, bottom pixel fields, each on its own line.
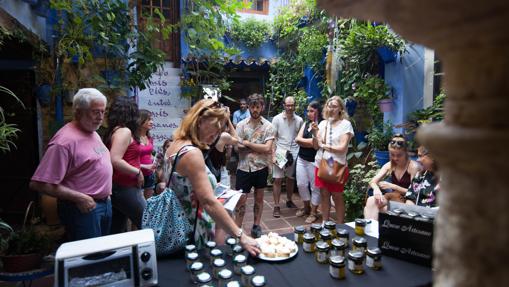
left=31, top=122, right=113, bottom=199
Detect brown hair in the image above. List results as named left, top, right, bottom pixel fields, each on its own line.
left=173, top=99, right=228, bottom=149
left=138, top=109, right=152, bottom=138
left=322, top=96, right=349, bottom=120
left=247, top=93, right=265, bottom=107
left=387, top=134, right=410, bottom=175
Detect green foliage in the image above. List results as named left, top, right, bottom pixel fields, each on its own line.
left=1, top=228, right=51, bottom=255
left=265, top=53, right=303, bottom=115
left=273, top=0, right=316, bottom=40
left=230, top=18, right=271, bottom=48
left=297, top=27, right=328, bottom=69
left=366, top=122, right=394, bottom=151
left=0, top=86, right=25, bottom=154
left=353, top=76, right=389, bottom=126
left=408, top=90, right=446, bottom=126
left=344, top=161, right=378, bottom=221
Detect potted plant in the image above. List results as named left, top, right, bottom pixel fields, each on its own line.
left=366, top=122, right=394, bottom=167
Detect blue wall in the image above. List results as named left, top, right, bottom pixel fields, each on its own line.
left=384, top=43, right=426, bottom=133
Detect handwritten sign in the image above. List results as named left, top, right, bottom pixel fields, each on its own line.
left=138, top=62, right=190, bottom=150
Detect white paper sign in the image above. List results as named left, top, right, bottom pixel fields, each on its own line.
left=138, top=62, right=190, bottom=151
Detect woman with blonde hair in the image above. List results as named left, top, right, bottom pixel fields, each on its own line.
left=311, top=96, right=354, bottom=223
left=364, top=134, right=420, bottom=220
left=162, top=99, right=260, bottom=255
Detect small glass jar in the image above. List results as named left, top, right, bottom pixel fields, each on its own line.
left=213, top=258, right=226, bottom=279
left=336, top=228, right=349, bottom=246
left=302, top=233, right=316, bottom=253
left=186, top=252, right=199, bottom=270
left=328, top=255, right=346, bottom=279
left=310, top=223, right=322, bottom=240
left=251, top=275, right=266, bottom=287
left=347, top=250, right=365, bottom=275
left=354, top=218, right=367, bottom=236
left=185, top=244, right=197, bottom=257
left=315, top=241, right=329, bottom=264
left=366, top=247, right=383, bottom=270
left=392, top=208, right=404, bottom=215
left=196, top=272, right=212, bottom=285
left=226, top=281, right=241, bottom=287
left=232, top=244, right=244, bottom=257
left=233, top=254, right=247, bottom=275
left=210, top=248, right=223, bottom=264
left=240, top=265, right=255, bottom=287
left=415, top=214, right=432, bottom=222
left=205, top=241, right=217, bottom=258
left=324, top=221, right=337, bottom=237
left=218, top=269, right=233, bottom=287
left=189, top=261, right=204, bottom=283
left=330, top=238, right=347, bottom=257
left=225, top=236, right=238, bottom=256
left=294, top=225, right=305, bottom=244
left=352, top=237, right=368, bottom=253
left=319, top=229, right=332, bottom=245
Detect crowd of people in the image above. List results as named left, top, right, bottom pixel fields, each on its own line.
left=29, top=88, right=439, bottom=256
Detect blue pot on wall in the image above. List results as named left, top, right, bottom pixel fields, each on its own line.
left=374, top=150, right=390, bottom=167
left=345, top=98, right=357, bottom=117
left=354, top=131, right=367, bottom=144
left=36, top=84, right=51, bottom=106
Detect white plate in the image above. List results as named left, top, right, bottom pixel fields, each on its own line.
left=257, top=246, right=298, bottom=261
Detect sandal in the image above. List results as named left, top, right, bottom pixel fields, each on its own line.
left=305, top=213, right=319, bottom=224
left=296, top=209, right=310, bottom=217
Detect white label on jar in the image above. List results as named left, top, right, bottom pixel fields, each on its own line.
left=366, top=256, right=374, bottom=267
left=329, top=265, right=339, bottom=278
left=330, top=250, right=339, bottom=257
left=317, top=252, right=327, bottom=262
left=303, top=242, right=311, bottom=252
left=348, top=260, right=355, bottom=271
left=294, top=233, right=299, bottom=242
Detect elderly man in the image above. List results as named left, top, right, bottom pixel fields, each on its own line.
left=271, top=96, right=303, bottom=217
left=30, top=88, right=112, bottom=241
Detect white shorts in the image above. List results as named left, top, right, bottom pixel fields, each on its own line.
left=273, top=156, right=297, bottom=179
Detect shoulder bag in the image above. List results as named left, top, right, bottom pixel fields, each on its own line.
left=317, top=121, right=347, bottom=184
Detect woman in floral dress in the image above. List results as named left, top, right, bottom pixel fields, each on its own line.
left=404, top=146, right=439, bottom=207
left=163, top=99, right=260, bottom=256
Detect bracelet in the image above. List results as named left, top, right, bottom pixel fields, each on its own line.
left=235, top=228, right=243, bottom=239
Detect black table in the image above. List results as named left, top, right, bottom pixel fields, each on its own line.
left=157, top=225, right=432, bottom=287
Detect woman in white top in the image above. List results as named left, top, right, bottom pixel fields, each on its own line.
left=311, top=96, right=354, bottom=223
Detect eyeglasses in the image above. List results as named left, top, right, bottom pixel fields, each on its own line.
left=389, top=139, right=407, bottom=148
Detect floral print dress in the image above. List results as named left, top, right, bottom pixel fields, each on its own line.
left=404, top=171, right=439, bottom=207
left=166, top=145, right=219, bottom=249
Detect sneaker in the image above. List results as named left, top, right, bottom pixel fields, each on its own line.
left=251, top=225, right=262, bottom=238
left=273, top=206, right=281, bottom=218
left=286, top=200, right=298, bottom=208
left=305, top=213, right=319, bottom=224
left=296, top=208, right=310, bottom=217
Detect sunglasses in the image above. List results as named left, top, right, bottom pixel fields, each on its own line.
left=389, top=139, right=407, bottom=148
left=199, top=101, right=224, bottom=116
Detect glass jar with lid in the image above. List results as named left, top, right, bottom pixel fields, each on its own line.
left=240, top=265, right=256, bottom=287
left=185, top=244, right=197, bottom=257
left=315, top=241, right=330, bottom=264
left=212, top=258, right=226, bottom=279
left=319, top=229, right=332, bottom=245
left=347, top=250, right=365, bottom=275
left=336, top=228, right=349, bottom=246
left=354, top=218, right=367, bottom=236
left=189, top=261, right=204, bottom=283
left=225, top=236, right=238, bottom=256
left=294, top=225, right=305, bottom=244
left=251, top=275, right=266, bottom=287
left=303, top=233, right=316, bottom=253
left=232, top=244, right=244, bottom=257
left=324, top=221, right=337, bottom=237
left=328, top=255, right=346, bottom=279
left=186, top=252, right=199, bottom=270
left=218, top=269, right=233, bottom=287
left=226, top=281, right=241, bottom=287
left=330, top=238, right=347, bottom=257
left=352, top=236, right=368, bottom=253
left=233, top=254, right=247, bottom=275
left=310, top=223, right=322, bottom=240
left=195, top=272, right=212, bottom=285
left=210, top=248, right=223, bottom=264
left=205, top=241, right=217, bottom=258
left=366, top=247, right=383, bottom=270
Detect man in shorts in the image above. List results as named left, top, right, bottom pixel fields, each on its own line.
left=271, top=96, right=303, bottom=217
left=234, top=93, right=274, bottom=238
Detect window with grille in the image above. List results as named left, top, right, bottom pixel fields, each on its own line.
left=242, top=0, right=269, bottom=15
left=138, top=0, right=180, bottom=64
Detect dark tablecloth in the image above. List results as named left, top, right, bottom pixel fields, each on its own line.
left=157, top=225, right=432, bottom=287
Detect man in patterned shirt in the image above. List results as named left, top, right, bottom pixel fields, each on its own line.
left=234, top=93, right=275, bottom=238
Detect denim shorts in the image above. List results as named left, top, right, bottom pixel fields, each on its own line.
left=143, top=173, right=156, bottom=189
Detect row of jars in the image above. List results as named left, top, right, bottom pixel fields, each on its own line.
left=294, top=219, right=370, bottom=245
left=185, top=238, right=267, bottom=287
left=387, top=208, right=434, bottom=222
left=294, top=223, right=382, bottom=280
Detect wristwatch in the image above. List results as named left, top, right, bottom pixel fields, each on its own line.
left=236, top=228, right=243, bottom=239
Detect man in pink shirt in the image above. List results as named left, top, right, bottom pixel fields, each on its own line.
left=30, top=88, right=113, bottom=241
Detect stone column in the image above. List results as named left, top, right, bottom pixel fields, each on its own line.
left=317, top=1, right=509, bottom=286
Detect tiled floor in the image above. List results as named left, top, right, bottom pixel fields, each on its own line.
left=241, top=187, right=336, bottom=236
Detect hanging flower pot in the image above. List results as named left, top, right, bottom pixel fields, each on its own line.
left=378, top=98, right=393, bottom=113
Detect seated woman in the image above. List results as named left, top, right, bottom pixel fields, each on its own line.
left=404, top=146, right=439, bottom=207
left=163, top=99, right=259, bottom=256
left=364, top=134, right=420, bottom=220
